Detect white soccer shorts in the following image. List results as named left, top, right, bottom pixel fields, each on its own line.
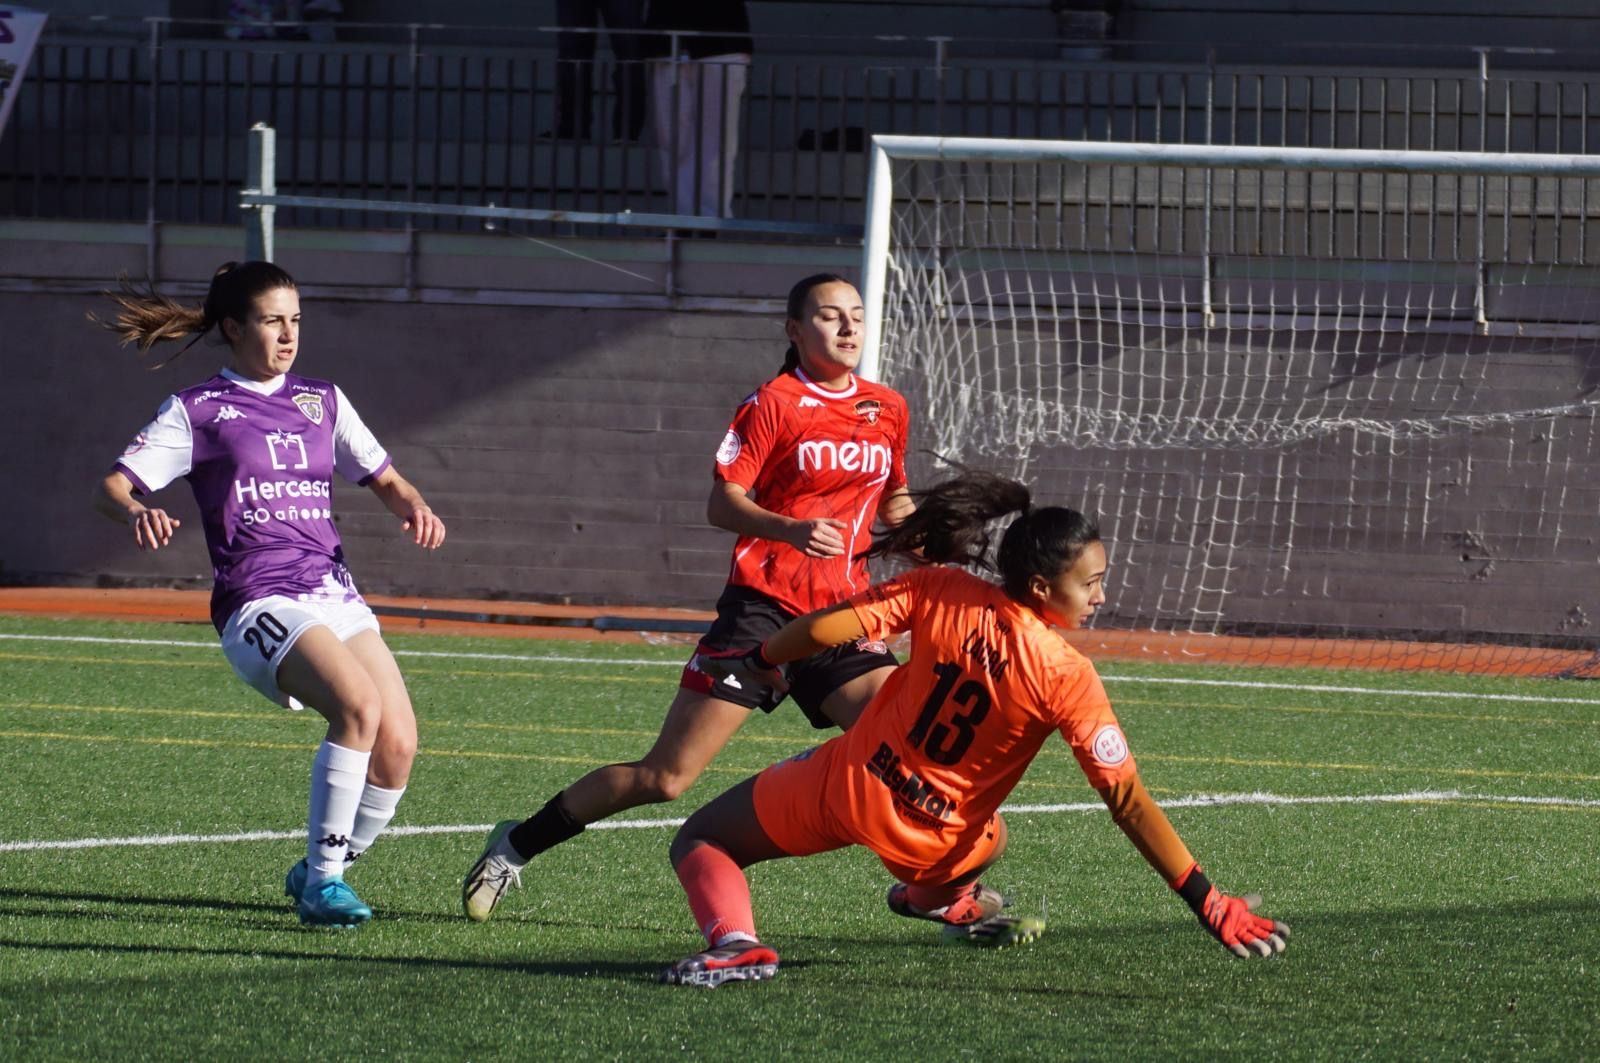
left=220, top=595, right=381, bottom=710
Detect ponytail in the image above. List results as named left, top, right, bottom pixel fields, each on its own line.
left=862, top=467, right=1102, bottom=603
left=779, top=343, right=800, bottom=374
left=92, top=260, right=297, bottom=366
left=92, top=278, right=207, bottom=357
left=861, top=469, right=1032, bottom=569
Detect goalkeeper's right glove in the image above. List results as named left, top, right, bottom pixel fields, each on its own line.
left=692, top=642, right=789, bottom=695
left=1173, top=863, right=1290, bottom=958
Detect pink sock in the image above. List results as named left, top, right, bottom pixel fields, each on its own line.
left=675, top=844, right=757, bottom=946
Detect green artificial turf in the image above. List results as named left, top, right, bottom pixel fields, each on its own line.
left=2, top=616, right=1597, bottom=1060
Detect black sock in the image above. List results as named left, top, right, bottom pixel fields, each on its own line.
left=507, top=793, right=584, bottom=860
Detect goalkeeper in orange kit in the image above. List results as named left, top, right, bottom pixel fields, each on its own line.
left=659, top=470, right=1289, bottom=987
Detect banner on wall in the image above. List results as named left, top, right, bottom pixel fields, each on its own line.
left=0, top=6, right=48, bottom=143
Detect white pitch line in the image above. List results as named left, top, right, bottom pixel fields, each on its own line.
left=1102, top=673, right=1600, bottom=706
left=4, top=790, right=1598, bottom=853
left=399, top=648, right=678, bottom=667
left=0, top=632, right=678, bottom=668
left=5, top=630, right=1600, bottom=705
left=0, top=633, right=215, bottom=649
left=1002, top=789, right=1600, bottom=814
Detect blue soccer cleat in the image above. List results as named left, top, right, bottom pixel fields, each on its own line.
left=283, top=858, right=308, bottom=903
left=297, top=877, right=372, bottom=928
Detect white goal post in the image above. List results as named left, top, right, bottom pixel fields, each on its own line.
left=858, top=135, right=1600, bottom=674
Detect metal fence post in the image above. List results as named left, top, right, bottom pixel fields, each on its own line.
left=144, top=17, right=163, bottom=283
left=668, top=31, right=682, bottom=215
left=1474, top=49, right=1489, bottom=332
left=405, top=24, right=421, bottom=295
left=244, top=122, right=277, bottom=261
left=1201, top=47, right=1217, bottom=327
left=664, top=31, right=682, bottom=297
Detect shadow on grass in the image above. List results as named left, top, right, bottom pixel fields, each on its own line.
left=7, top=886, right=1597, bottom=992
left=11, top=884, right=1599, bottom=932
left=0, top=886, right=686, bottom=934
left=0, top=935, right=735, bottom=983
left=0, top=886, right=286, bottom=915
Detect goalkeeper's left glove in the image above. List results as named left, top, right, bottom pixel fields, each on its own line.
left=1173, top=863, right=1290, bottom=958
left=692, top=642, right=789, bottom=695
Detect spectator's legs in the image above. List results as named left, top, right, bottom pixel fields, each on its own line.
left=654, top=55, right=750, bottom=218
left=697, top=54, right=749, bottom=217
left=651, top=58, right=696, bottom=216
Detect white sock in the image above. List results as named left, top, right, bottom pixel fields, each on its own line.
left=348, top=782, right=405, bottom=863
left=305, top=740, right=370, bottom=888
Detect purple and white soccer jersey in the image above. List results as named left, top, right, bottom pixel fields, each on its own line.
left=115, top=368, right=391, bottom=633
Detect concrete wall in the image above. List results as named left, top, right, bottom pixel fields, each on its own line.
left=5, top=221, right=1599, bottom=649
left=890, top=323, right=1600, bottom=645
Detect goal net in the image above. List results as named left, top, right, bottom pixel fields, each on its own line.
left=860, top=137, right=1600, bottom=676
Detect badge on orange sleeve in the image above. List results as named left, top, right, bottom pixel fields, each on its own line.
left=1091, top=724, right=1130, bottom=767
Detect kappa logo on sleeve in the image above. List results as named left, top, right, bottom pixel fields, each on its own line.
left=716, top=429, right=742, bottom=465
left=1090, top=724, right=1129, bottom=767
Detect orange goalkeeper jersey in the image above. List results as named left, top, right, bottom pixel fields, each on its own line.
left=713, top=368, right=909, bottom=617
left=815, top=565, right=1137, bottom=867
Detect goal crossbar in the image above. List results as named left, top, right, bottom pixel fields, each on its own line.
left=859, top=137, right=1600, bottom=380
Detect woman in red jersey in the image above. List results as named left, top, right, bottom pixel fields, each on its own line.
left=463, top=273, right=916, bottom=921
left=656, top=470, right=1290, bottom=986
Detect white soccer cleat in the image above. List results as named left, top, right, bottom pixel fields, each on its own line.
left=941, top=914, right=1046, bottom=950
left=462, top=819, right=525, bottom=923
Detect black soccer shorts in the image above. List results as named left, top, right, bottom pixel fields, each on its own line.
left=679, top=584, right=899, bottom=729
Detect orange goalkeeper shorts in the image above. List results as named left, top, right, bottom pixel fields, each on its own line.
left=751, top=736, right=1002, bottom=888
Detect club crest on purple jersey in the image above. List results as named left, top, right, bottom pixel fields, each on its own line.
left=171, top=373, right=363, bottom=630
left=292, top=391, right=325, bottom=425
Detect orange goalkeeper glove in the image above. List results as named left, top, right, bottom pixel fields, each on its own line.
left=1174, top=864, right=1290, bottom=958
left=692, top=642, right=790, bottom=696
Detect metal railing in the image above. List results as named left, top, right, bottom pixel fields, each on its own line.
left=6, top=20, right=1600, bottom=240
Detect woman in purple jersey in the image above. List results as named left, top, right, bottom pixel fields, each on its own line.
left=93, top=261, right=446, bottom=928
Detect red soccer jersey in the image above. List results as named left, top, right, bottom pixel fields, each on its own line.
left=713, top=368, right=909, bottom=616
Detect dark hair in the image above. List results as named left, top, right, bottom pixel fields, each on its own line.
left=779, top=272, right=852, bottom=375
left=863, top=469, right=1101, bottom=602
left=92, top=260, right=298, bottom=365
